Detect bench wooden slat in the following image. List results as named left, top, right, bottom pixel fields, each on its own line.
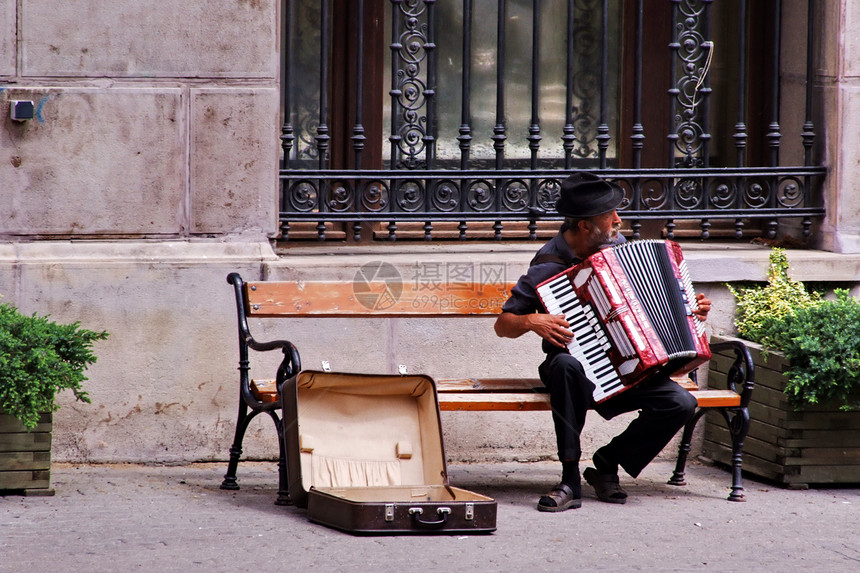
left=251, top=376, right=743, bottom=411
left=438, top=376, right=699, bottom=392
left=689, top=390, right=742, bottom=408
left=436, top=378, right=545, bottom=392
left=674, top=378, right=700, bottom=391
left=250, top=379, right=279, bottom=403
left=438, top=393, right=552, bottom=411
left=244, top=281, right=515, bottom=317
left=438, top=389, right=741, bottom=411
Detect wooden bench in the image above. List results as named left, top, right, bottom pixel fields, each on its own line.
left=220, top=272, right=755, bottom=504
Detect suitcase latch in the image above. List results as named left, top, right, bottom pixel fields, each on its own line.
left=384, top=504, right=395, bottom=522
left=465, top=502, right=475, bottom=521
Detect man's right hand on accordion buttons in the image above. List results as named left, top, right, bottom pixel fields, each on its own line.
left=693, top=293, right=712, bottom=322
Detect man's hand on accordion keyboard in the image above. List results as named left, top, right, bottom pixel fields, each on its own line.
left=493, top=311, right=574, bottom=347
left=693, top=293, right=712, bottom=322
left=528, top=313, right=575, bottom=348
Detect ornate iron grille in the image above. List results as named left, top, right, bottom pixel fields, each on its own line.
left=279, top=0, right=826, bottom=242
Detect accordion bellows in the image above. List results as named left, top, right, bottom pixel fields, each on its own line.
left=537, top=239, right=711, bottom=403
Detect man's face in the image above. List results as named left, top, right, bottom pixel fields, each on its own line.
left=585, top=209, right=622, bottom=248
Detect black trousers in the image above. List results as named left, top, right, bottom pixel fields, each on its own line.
left=539, top=352, right=697, bottom=478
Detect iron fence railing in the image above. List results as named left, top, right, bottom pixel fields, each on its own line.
left=278, top=0, right=826, bottom=242
left=279, top=167, right=824, bottom=241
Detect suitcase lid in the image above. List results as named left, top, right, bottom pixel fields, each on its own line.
left=283, top=370, right=448, bottom=508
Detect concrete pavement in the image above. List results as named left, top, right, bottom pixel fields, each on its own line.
left=2, top=459, right=859, bottom=572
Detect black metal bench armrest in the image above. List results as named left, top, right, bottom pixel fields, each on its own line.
left=228, top=273, right=302, bottom=411
left=710, top=339, right=756, bottom=409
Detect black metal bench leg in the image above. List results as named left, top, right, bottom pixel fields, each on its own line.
left=727, top=407, right=750, bottom=502
left=271, top=410, right=291, bottom=505
left=220, top=400, right=256, bottom=490
left=668, top=409, right=706, bottom=487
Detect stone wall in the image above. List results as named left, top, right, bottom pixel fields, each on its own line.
left=815, top=1, right=860, bottom=253
left=0, top=0, right=282, bottom=463
left=0, top=0, right=279, bottom=241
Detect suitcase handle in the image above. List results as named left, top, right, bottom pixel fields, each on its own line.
left=408, top=507, right=451, bottom=528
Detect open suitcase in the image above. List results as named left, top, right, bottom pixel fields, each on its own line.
left=281, top=371, right=497, bottom=534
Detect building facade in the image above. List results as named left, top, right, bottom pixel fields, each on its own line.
left=1, top=0, right=858, bottom=465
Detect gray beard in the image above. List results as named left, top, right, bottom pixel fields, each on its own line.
left=588, top=225, right=616, bottom=250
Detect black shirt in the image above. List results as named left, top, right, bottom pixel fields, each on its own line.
left=501, top=228, right=626, bottom=355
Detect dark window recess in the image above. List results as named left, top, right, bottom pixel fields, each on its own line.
left=279, top=0, right=825, bottom=243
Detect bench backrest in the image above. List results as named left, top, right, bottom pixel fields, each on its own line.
left=242, top=279, right=516, bottom=318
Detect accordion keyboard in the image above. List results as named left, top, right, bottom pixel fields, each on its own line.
left=537, top=274, right=624, bottom=402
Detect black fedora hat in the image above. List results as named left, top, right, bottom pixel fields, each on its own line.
left=555, top=171, right=624, bottom=218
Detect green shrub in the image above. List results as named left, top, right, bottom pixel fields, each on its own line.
left=728, top=248, right=860, bottom=410
left=759, top=289, right=860, bottom=410
left=0, top=302, right=109, bottom=430
left=728, top=248, right=819, bottom=341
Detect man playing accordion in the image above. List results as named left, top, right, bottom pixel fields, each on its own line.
left=494, top=171, right=712, bottom=512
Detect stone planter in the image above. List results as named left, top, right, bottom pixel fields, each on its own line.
left=703, top=335, right=860, bottom=487
left=0, top=412, right=54, bottom=496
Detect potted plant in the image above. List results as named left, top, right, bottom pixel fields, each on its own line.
left=0, top=301, right=108, bottom=495
left=704, top=248, right=860, bottom=487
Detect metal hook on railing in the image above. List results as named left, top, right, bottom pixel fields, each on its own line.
left=691, top=41, right=715, bottom=110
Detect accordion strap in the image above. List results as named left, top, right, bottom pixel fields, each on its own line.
left=530, top=253, right=573, bottom=267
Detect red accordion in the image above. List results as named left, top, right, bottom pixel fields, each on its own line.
left=536, top=239, right=711, bottom=403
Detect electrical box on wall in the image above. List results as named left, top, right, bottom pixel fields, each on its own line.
left=11, top=100, right=35, bottom=122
